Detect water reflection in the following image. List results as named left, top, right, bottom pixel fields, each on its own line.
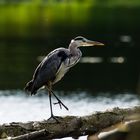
left=109, top=56, right=126, bottom=63
left=120, top=35, right=132, bottom=43
left=81, top=56, right=126, bottom=64
left=80, top=57, right=103, bottom=63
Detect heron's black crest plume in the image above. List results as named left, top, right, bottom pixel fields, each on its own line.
left=74, top=36, right=85, bottom=41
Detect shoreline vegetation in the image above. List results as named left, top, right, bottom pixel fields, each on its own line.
left=0, top=1, right=140, bottom=39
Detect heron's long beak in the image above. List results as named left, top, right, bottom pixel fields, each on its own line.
left=82, top=39, right=104, bottom=46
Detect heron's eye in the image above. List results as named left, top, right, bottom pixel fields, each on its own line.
left=82, top=39, right=86, bottom=42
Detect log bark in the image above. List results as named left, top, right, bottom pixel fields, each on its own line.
left=0, top=106, right=140, bottom=140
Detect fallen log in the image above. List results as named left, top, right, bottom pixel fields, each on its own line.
left=0, top=106, right=140, bottom=140
left=100, top=120, right=140, bottom=140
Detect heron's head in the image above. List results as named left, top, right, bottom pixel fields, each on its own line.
left=70, top=36, right=104, bottom=47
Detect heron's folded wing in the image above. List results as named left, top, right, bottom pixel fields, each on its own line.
left=34, top=54, right=62, bottom=88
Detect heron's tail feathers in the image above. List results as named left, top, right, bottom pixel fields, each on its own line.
left=24, top=80, right=36, bottom=95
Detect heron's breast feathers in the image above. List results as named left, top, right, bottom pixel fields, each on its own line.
left=53, top=62, right=69, bottom=84
left=53, top=53, right=81, bottom=84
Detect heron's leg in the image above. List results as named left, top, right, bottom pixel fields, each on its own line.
left=46, top=83, right=68, bottom=111
left=48, top=91, right=53, bottom=117
left=50, top=90, right=69, bottom=111
left=47, top=91, right=59, bottom=123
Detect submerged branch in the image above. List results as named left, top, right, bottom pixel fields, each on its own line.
left=0, top=106, right=140, bottom=140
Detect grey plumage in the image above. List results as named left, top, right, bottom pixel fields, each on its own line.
left=24, top=47, right=81, bottom=95
left=24, top=36, right=104, bottom=121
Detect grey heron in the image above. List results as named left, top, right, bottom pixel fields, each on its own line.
left=24, top=36, right=104, bottom=122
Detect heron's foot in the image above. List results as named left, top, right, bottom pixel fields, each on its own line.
left=47, top=115, right=62, bottom=123
left=50, top=90, right=69, bottom=110
left=54, top=100, right=69, bottom=110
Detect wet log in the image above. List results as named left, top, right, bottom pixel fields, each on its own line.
left=0, top=106, right=140, bottom=140
left=88, top=119, right=140, bottom=140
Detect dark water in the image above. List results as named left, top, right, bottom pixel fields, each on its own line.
left=0, top=5, right=140, bottom=92
left=0, top=41, right=139, bottom=92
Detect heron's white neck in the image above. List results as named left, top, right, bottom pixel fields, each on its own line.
left=68, top=41, right=80, bottom=56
